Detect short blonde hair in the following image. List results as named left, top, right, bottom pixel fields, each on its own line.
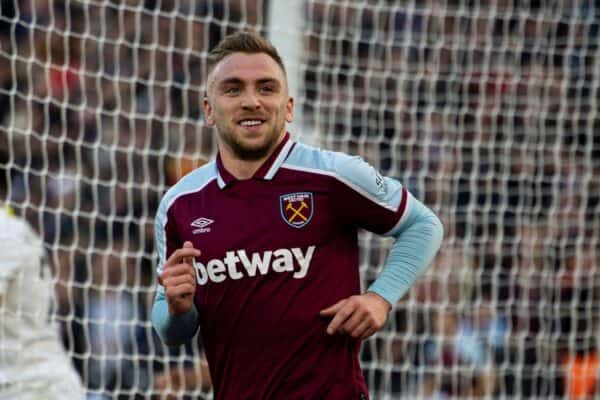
left=207, top=32, right=286, bottom=77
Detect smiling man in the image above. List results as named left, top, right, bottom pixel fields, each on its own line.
left=152, top=32, right=443, bottom=400
left=204, top=49, right=292, bottom=166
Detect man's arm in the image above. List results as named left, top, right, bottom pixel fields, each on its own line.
left=152, top=291, right=200, bottom=347
left=153, top=194, right=202, bottom=346
left=321, top=195, right=443, bottom=339
left=319, top=152, right=443, bottom=339
left=152, top=242, right=201, bottom=346
left=367, top=192, right=443, bottom=306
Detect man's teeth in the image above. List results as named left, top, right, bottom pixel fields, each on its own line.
left=240, top=120, right=262, bottom=126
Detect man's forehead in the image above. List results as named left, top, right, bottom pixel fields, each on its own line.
left=208, top=52, right=286, bottom=86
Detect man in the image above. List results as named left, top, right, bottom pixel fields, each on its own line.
left=152, top=32, right=443, bottom=399
left=0, top=207, right=85, bottom=399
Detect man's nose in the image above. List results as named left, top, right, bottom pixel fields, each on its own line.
left=240, top=90, right=260, bottom=109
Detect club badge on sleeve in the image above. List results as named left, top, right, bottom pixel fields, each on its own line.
left=280, top=192, right=314, bottom=229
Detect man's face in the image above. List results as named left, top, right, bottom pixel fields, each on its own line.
left=203, top=52, right=293, bottom=161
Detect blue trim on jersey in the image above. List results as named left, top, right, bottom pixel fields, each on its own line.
left=367, top=197, right=444, bottom=306
left=282, top=143, right=405, bottom=213
left=152, top=162, right=215, bottom=345
left=155, top=161, right=218, bottom=277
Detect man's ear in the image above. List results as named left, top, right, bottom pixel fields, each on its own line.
left=203, top=97, right=215, bottom=126
left=285, top=96, right=294, bottom=123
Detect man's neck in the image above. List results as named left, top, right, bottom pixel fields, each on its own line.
left=219, top=133, right=286, bottom=180
left=220, top=156, right=264, bottom=180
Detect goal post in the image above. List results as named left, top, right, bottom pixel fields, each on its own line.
left=1, top=1, right=598, bottom=399
left=266, top=0, right=303, bottom=94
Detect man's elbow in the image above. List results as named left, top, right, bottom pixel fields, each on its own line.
left=428, top=213, right=444, bottom=249
left=152, top=320, right=192, bottom=347
left=151, top=302, right=180, bottom=346
left=152, top=302, right=199, bottom=347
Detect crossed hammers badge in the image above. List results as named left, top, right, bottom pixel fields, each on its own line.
left=280, top=192, right=314, bottom=228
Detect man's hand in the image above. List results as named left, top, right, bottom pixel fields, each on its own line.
left=320, top=292, right=392, bottom=340
left=158, top=241, right=200, bottom=316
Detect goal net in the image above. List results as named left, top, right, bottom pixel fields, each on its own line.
left=1, top=0, right=598, bottom=398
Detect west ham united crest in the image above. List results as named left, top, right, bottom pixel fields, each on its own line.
left=280, top=192, right=314, bottom=229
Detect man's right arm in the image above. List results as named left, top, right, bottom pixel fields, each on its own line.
left=152, top=292, right=199, bottom=346
left=152, top=198, right=201, bottom=346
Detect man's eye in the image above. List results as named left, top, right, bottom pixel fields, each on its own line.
left=224, top=87, right=240, bottom=95
left=259, top=86, right=274, bottom=93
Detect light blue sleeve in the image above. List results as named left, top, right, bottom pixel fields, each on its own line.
left=151, top=192, right=201, bottom=346
left=367, top=192, right=444, bottom=306
left=151, top=292, right=200, bottom=346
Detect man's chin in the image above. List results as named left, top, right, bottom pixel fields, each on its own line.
left=222, top=127, right=283, bottom=161
left=232, top=143, right=272, bottom=161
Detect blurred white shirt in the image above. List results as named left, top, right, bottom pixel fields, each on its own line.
left=0, top=208, right=84, bottom=399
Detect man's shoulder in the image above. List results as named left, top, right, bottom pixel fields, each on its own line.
left=159, top=161, right=217, bottom=210
left=285, top=141, right=356, bottom=175
left=286, top=142, right=375, bottom=183
left=286, top=141, right=393, bottom=200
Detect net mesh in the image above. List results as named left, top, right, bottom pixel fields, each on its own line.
left=1, top=0, right=599, bottom=398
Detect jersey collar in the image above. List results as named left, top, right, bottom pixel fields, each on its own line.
left=216, top=132, right=295, bottom=189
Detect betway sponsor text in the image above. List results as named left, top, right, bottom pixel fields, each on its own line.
left=192, top=246, right=316, bottom=285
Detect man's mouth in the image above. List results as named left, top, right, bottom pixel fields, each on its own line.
left=239, top=119, right=265, bottom=127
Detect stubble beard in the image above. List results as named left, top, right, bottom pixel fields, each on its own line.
left=219, top=119, right=285, bottom=161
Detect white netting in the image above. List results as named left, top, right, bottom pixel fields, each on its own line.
left=1, top=0, right=599, bottom=399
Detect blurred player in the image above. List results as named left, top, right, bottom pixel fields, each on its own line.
left=152, top=32, right=443, bottom=399
left=0, top=207, right=85, bottom=399
left=154, top=355, right=212, bottom=399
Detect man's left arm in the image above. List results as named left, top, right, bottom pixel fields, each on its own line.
left=320, top=154, right=443, bottom=339
left=367, top=191, right=443, bottom=306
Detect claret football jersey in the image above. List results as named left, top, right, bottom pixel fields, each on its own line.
left=155, top=132, right=410, bottom=400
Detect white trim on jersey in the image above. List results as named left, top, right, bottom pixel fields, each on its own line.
left=156, top=163, right=218, bottom=278
left=265, top=139, right=295, bottom=180
left=385, top=190, right=414, bottom=236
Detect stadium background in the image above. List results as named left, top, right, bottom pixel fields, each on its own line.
left=0, top=0, right=599, bottom=398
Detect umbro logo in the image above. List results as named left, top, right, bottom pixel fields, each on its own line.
left=191, top=217, right=214, bottom=234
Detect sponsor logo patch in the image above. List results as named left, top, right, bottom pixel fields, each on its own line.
left=280, top=192, right=313, bottom=229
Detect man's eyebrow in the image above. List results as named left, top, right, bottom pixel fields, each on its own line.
left=218, top=77, right=244, bottom=87
left=217, top=77, right=281, bottom=86
left=256, top=78, right=280, bottom=86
